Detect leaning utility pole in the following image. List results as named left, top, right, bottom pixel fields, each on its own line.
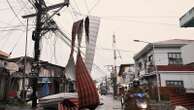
left=112, top=34, right=117, bottom=98
left=22, top=0, right=69, bottom=108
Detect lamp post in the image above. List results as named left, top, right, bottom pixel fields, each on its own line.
left=134, top=40, right=161, bottom=102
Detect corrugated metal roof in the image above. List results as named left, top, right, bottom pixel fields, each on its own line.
left=76, top=53, right=100, bottom=109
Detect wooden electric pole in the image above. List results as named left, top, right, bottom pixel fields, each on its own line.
left=22, top=0, right=69, bottom=108
left=112, top=34, right=117, bottom=98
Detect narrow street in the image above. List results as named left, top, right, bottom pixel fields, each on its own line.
left=1, top=0, right=194, bottom=110
left=96, top=95, right=122, bottom=110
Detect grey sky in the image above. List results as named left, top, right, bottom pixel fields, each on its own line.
left=0, top=0, right=194, bottom=79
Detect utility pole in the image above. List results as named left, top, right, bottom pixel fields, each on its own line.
left=112, top=34, right=117, bottom=98
left=31, top=1, right=43, bottom=107
left=21, top=18, right=29, bottom=102
left=22, top=0, right=69, bottom=108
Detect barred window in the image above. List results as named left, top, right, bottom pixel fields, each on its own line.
left=168, top=52, right=182, bottom=65
left=166, top=80, right=184, bottom=87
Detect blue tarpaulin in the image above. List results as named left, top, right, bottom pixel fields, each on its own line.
left=42, top=78, right=49, bottom=96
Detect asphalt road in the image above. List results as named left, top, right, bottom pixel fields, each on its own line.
left=2, top=94, right=122, bottom=110
left=96, top=94, right=122, bottom=110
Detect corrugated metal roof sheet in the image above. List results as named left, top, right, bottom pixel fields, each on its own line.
left=76, top=53, right=100, bottom=109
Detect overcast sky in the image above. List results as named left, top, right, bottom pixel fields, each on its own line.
left=0, top=0, right=194, bottom=79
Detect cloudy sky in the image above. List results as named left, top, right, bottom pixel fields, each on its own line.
left=0, top=0, right=194, bottom=79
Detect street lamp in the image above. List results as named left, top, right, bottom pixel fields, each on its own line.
left=133, top=40, right=161, bottom=102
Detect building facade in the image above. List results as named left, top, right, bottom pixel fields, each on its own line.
left=118, top=64, right=135, bottom=86
left=181, top=43, right=194, bottom=65
left=0, top=55, right=68, bottom=101
left=134, top=39, right=194, bottom=94
left=8, top=56, right=66, bottom=98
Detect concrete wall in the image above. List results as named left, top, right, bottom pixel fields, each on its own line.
left=181, top=43, right=194, bottom=65
left=155, top=48, right=181, bottom=65
left=160, top=72, right=194, bottom=92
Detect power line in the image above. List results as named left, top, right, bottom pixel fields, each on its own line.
left=80, top=46, right=133, bottom=52
left=100, top=15, right=178, bottom=19
left=0, top=28, right=25, bottom=32
left=101, top=17, right=177, bottom=26
left=54, top=26, right=133, bottom=53
left=88, top=0, right=101, bottom=13
left=69, top=5, right=76, bottom=21
left=66, top=10, right=178, bottom=27
left=54, top=29, right=108, bottom=75
left=0, top=25, right=34, bottom=29
left=84, top=0, right=89, bottom=14
left=6, top=0, right=25, bottom=25
left=9, top=31, right=25, bottom=56
left=16, top=0, right=34, bottom=14
left=72, top=0, right=81, bottom=13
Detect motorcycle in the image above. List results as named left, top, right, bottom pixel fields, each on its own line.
left=127, top=93, right=148, bottom=110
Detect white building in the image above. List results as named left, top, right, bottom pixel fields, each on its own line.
left=134, top=39, right=194, bottom=93
left=181, top=43, right=194, bottom=65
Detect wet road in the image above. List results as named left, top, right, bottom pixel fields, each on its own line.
left=96, top=94, right=122, bottom=110
left=3, top=95, right=122, bottom=110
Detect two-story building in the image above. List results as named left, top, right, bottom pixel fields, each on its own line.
left=134, top=39, right=194, bottom=95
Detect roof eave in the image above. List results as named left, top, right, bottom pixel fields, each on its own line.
left=133, top=44, right=185, bottom=61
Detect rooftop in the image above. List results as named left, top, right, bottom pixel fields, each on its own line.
left=155, top=39, right=194, bottom=45
left=8, top=56, right=65, bottom=69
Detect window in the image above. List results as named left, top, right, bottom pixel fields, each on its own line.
left=166, top=80, right=184, bottom=87
left=148, top=55, right=153, bottom=62
left=168, top=52, right=182, bottom=65
left=138, top=62, right=142, bottom=70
